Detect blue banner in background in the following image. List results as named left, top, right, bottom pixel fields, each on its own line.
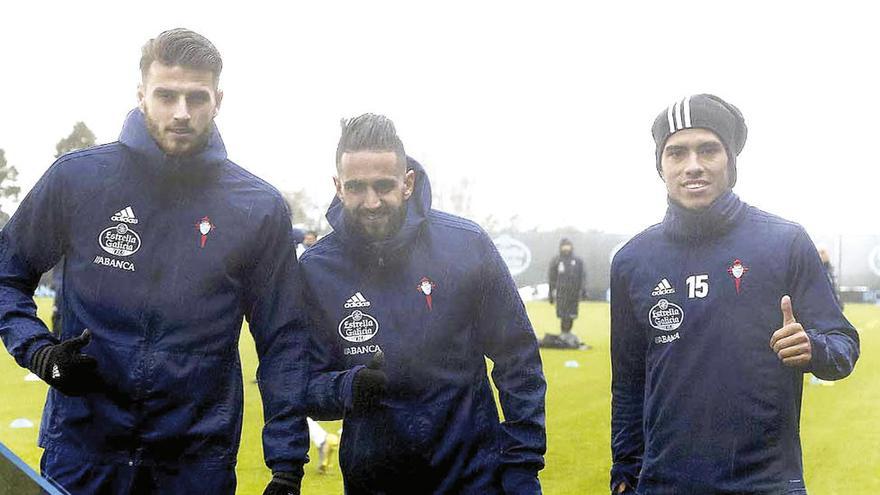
left=492, top=231, right=880, bottom=301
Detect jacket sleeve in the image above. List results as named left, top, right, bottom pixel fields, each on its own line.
left=787, top=228, right=859, bottom=380
left=244, top=196, right=310, bottom=478
left=0, top=162, right=67, bottom=369
left=475, top=234, right=546, bottom=494
left=610, top=253, right=645, bottom=492
left=547, top=256, right=557, bottom=297
left=301, top=272, right=362, bottom=420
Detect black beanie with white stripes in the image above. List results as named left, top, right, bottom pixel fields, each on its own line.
left=652, top=94, right=747, bottom=187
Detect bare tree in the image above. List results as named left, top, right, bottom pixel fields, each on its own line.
left=55, top=122, right=96, bottom=158
left=282, top=189, right=329, bottom=232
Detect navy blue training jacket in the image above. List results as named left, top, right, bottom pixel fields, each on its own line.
left=300, top=158, right=547, bottom=494
left=0, top=110, right=309, bottom=476
left=610, top=192, right=859, bottom=494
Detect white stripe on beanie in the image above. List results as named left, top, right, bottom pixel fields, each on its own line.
left=672, top=100, right=681, bottom=130
left=666, top=96, right=693, bottom=134
left=683, top=95, right=692, bottom=128
left=667, top=96, right=694, bottom=132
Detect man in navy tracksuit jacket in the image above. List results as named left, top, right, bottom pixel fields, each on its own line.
left=0, top=29, right=309, bottom=494
left=610, top=95, right=859, bottom=494
left=301, top=114, right=546, bottom=494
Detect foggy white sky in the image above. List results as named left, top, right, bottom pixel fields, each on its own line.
left=2, top=1, right=878, bottom=237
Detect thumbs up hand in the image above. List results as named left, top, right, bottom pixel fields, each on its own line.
left=769, top=296, right=812, bottom=367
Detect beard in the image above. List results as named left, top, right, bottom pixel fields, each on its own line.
left=344, top=201, right=408, bottom=244
left=143, top=107, right=213, bottom=157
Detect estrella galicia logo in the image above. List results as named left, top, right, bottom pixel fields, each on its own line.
left=338, top=310, right=379, bottom=343
left=98, top=223, right=141, bottom=257
left=648, top=299, right=684, bottom=331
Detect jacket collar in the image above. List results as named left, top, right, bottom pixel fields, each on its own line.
left=326, top=156, right=432, bottom=268
left=661, top=190, right=747, bottom=242
left=118, top=108, right=227, bottom=182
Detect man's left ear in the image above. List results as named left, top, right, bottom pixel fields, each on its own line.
left=213, top=89, right=224, bottom=117
left=137, top=84, right=146, bottom=113
left=333, top=176, right=344, bottom=201
left=403, top=169, right=415, bottom=200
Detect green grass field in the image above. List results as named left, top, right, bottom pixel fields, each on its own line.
left=1, top=298, right=877, bottom=494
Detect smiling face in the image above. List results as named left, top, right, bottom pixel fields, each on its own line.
left=660, top=128, right=730, bottom=210
left=334, top=151, right=415, bottom=242
left=138, top=61, right=222, bottom=157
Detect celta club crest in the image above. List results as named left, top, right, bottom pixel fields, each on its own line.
left=417, top=276, right=436, bottom=311
left=727, top=259, right=749, bottom=295
left=196, top=216, right=215, bottom=248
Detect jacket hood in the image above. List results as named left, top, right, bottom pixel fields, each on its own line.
left=118, top=108, right=227, bottom=179
left=326, top=156, right=432, bottom=266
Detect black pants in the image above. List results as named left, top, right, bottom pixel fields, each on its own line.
left=560, top=317, right=573, bottom=332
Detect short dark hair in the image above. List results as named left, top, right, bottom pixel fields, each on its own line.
left=336, top=113, right=406, bottom=172
left=140, top=28, right=223, bottom=85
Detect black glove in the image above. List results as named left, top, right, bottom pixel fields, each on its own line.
left=262, top=472, right=300, bottom=495
left=548, top=294, right=555, bottom=305
left=29, top=329, right=99, bottom=397
left=352, top=351, right=387, bottom=412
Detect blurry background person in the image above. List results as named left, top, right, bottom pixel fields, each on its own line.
left=303, top=230, right=318, bottom=248
left=296, top=230, right=319, bottom=258
left=306, top=418, right=339, bottom=475
left=547, top=238, right=588, bottom=349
